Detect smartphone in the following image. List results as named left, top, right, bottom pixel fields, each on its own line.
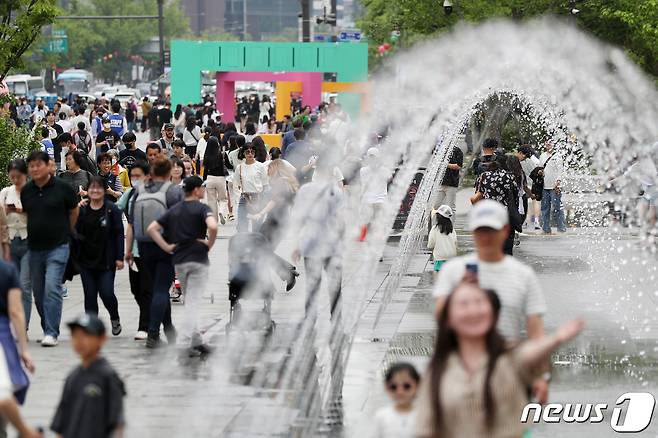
left=465, top=263, right=478, bottom=274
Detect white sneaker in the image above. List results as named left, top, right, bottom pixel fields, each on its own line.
left=134, top=331, right=148, bottom=340
left=41, top=335, right=58, bottom=347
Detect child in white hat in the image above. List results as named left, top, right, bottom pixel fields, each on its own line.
left=427, top=205, right=457, bottom=273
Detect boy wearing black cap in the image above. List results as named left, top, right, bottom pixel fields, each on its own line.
left=147, top=176, right=218, bottom=353
left=118, top=132, right=147, bottom=168
left=51, top=314, right=125, bottom=438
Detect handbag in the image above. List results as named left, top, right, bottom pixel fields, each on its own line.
left=507, top=185, right=524, bottom=233
left=530, top=153, right=555, bottom=201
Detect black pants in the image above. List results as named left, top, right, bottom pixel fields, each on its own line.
left=138, top=242, right=175, bottom=336
left=504, top=228, right=515, bottom=256
left=128, top=257, right=152, bottom=332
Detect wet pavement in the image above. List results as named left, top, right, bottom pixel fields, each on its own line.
left=344, top=189, right=658, bottom=437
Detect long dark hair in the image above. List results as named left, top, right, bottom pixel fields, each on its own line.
left=203, top=136, right=222, bottom=169
left=251, top=136, right=267, bottom=163
left=434, top=213, right=453, bottom=235
left=174, top=104, right=182, bottom=119
left=505, top=154, right=524, bottom=187
left=429, top=281, right=507, bottom=436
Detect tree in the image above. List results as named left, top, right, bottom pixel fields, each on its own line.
left=358, top=0, right=658, bottom=79
left=0, top=0, right=59, bottom=82
left=24, top=0, right=190, bottom=83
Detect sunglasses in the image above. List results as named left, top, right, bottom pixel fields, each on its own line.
left=387, top=382, right=414, bottom=392
left=244, top=149, right=255, bottom=154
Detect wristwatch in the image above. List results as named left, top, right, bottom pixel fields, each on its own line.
left=541, top=372, right=552, bottom=382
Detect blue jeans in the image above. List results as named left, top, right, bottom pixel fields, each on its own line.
left=10, top=237, right=31, bottom=325
left=541, top=189, right=566, bottom=233
left=138, top=242, right=175, bottom=337
left=80, top=268, right=120, bottom=321
left=29, top=243, right=69, bottom=338
left=237, top=195, right=263, bottom=232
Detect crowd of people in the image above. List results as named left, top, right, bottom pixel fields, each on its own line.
left=0, top=89, right=374, bottom=436
left=0, top=82, right=584, bottom=437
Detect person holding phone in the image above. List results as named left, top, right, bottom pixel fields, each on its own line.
left=433, top=200, right=550, bottom=404
left=0, top=160, right=32, bottom=325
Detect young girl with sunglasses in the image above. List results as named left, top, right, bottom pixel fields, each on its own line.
left=372, top=362, right=420, bottom=438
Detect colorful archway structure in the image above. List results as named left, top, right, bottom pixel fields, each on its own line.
left=170, top=40, right=368, bottom=122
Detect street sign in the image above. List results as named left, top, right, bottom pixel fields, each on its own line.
left=314, top=35, right=329, bottom=42
left=164, top=50, right=170, bottom=67
left=44, top=29, right=68, bottom=54
left=338, top=30, right=362, bottom=42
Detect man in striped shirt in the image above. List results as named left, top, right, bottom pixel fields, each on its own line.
left=433, top=200, right=549, bottom=402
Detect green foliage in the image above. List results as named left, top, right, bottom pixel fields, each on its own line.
left=358, top=0, right=658, bottom=79
left=193, top=27, right=240, bottom=42
left=0, top=116, right=40, bottom=188
left=24, top=0, right=190, bottom=83
left=0, top=0, right=60, bottom=82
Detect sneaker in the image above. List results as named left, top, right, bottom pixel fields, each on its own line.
left=218, top=212, right=226, bottom=225
left=134, top=331, right=148, bottom=340
left=111, top=320, right=122, bottom=336
left=61, top=286, right=68, bottom=298
left=145, top=334, right=162, bottom=349
left=164, top=327, right=178, bottom=345
left=41, top=335, right=58, bottom=347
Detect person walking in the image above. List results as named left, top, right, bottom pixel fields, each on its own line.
left=182, top=117, right=201, bottom=159
left=75, top=176, right=124, bottom=336
left=471, top=159, right=520, bottom=255
left=433, top=200, right=550, bottom=403
left=21, top=151, right=79, bottom=347
left=516, top=145, right=541, bottom=230
left=359, top=147, right=388, bottom=241
left=126, top=157, right=183, bottom=348
left=60, top=150, right=93, bottom=202
left=432, top=143, right=463, bottom=221
left=427, top=205, right=457, bottom=274
left=117, top=161, right=152, bottom=341
left=234, top=144, right=268, bottom=232
left=539, top=141, right=566, bottom=234
left=0, top=260, right=39, bottom=438
left=0, top=160, right=31, bottom=326
left=147, top=176, right=218, bottom=354
left=202, top=136, right=229, bottom=225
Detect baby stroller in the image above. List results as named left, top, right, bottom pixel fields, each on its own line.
left=226, top=232, right=276, bottom=334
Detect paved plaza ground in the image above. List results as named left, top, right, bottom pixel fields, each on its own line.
left=14, top=183, right=658, bottom=437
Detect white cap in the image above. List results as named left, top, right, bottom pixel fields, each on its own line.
left=436, top=204, right=453, bottom=218
left=468, top=200, right=508, bottom=231
left=366, top=147, right=380, bottom=157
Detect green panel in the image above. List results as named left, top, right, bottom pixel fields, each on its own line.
left=201, top=43, right=219, bottom=68
left=171, top=40, right=368, bottom=106
left=295, top=46, right=318, bottom=71
left=245, top=46, right=269, bottom=70
left=270, top=46, right=293, bottom=70
left=221, top=45, right=245, bottom=69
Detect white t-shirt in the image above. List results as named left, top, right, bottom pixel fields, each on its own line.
left=196, top=137, right=207, bottom=162
left=427, top=228, right=457, bottom=261
left=433, top=254, right=546, bottom=341
left=360, top=165, right=388, bottom=204
left=521, top=155, right=540, bottom=182
left=539, top=152, right=563, bottom=190
left=371, top=406, right=416, bottom=438
left=235, top=161, right=268, bottom=194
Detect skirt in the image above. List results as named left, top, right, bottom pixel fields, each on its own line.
left=0, top=316, right=29, bottom=404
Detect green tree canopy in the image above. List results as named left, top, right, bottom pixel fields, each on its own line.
left=25, top=0, right=190, bottom=83
left=0, top=0, right=59, bottom=82
left=358, top=0, right=658, bottom=79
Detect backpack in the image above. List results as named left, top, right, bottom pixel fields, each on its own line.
left=132, top=182, right=172, bottom=242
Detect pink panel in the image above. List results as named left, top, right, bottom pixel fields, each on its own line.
left=216, top=72, right=236, bottom=123
left=216, top=71, right=324, bottom=120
